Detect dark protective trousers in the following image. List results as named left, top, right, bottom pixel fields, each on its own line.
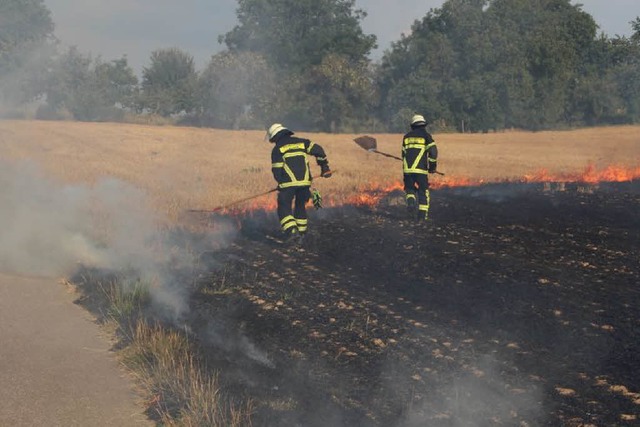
left=277, top=186, right=311, bottom=234
left=404, top=173, right=431, bottom=220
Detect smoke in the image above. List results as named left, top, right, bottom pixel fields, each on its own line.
left=0, top=43, right=54, bottom=117
left=448, top=183, right=541, bottom=203
left=0, top=159, right=236, bottom=323
left=396, top=354, right=543, bottom=426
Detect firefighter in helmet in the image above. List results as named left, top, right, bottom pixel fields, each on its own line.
left=402, top=114, right=438, bottom=220
left=267, top=123, right=332, bottom=240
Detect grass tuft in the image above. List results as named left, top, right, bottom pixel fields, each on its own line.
left=74, top=275, right=254, bottom=426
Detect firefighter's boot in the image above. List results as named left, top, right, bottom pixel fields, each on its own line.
left=281, top=227, right=302, bottom=246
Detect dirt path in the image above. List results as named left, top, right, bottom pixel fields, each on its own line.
left=0, top=273, right=151, bottom=426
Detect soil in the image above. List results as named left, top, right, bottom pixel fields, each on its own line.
left=182, top=181, right=640, bottom=426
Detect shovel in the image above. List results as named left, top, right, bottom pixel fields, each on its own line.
left=354, top=135, right=445, bottom=176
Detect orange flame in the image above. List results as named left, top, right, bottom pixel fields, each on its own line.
left=215, top=164, right=639, bottom=215
left=520, top=164, right=640, bottom=184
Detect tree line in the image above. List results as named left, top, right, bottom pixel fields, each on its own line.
left=1, top=0, right=639, bottom=132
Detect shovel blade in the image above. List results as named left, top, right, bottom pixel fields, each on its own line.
left=354, top=135, right=377, bottom=151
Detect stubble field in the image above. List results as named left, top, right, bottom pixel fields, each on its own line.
left=1, top=120, right=639, bottom=218
left=2, top=120, right=639, bottom=426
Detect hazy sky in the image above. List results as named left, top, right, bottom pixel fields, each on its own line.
left=45, top=0, right=638, bottom=73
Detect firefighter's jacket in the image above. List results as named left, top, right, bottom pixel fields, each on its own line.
left=271, top=134, right=329, bottom=189
left=402, top=127, right=438, bottom=174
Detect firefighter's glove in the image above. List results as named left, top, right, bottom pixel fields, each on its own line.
left=320, top=163, right=332, bottom=178
left=312, top=188, right=323, bottom=209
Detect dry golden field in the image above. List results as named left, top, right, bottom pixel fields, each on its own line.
left=1, top=119, right=639, bottom=219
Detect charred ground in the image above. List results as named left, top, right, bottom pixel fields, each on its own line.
left=72, top=181, right=640, bottom=426
left=182, top=181, right=640, bottom=426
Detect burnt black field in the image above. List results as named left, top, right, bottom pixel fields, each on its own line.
left=74, top=181, right=640, bottom=426
left=183, top=181, right=640, bottom=426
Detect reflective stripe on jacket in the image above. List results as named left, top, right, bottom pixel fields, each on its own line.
left=271, top=135, right=328, bottom=188
left=402, top=128, right=437, bottom=174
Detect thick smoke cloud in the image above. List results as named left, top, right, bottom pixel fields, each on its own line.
left=0, top=159, right=236, bottom=323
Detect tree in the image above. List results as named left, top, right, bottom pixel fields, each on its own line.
left=222, top=0, right=376, bottom=72
left=195, top=51, right=275, bottom=128
left=140, top=48, right=197, bottom=116
left=631, top=17, right=640, bottom=43
left=0, top=0, right=54, bottom=58
left=376, top=0, right=600, bottom=131
left=0, top=0, right=55, bottom=104
left=94, top=57, right=138, bottom=110
left=220, top=0, right=377, bottom=131
left=292, top=54, right=377, bottom=131
left=42, top=47, right=138, bottom=121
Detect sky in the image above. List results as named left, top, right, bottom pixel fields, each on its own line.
left=45, top=0, right=638, bottom=73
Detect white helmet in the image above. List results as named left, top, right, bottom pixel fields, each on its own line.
left=410, top=114, right=427, bottom=127
left=266, top=123, right=289, bottom=142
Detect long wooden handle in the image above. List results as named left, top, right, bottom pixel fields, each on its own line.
left=188, top=172, right=334, bottom=213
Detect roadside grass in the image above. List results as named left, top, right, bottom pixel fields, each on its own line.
left=70, top=273, right=254, bottom=426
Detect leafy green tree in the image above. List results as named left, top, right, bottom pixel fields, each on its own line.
left=607, top=20, right=640, bottom=123
left=222, top=0, right=376, bottom=71
left=0, top=0, right=55, bottom=104
left=41, top=46, right=93, bottom=120
left=195, top=51, right=275, bottom=128
left=140, top=48, right=197, bottom=116
left=0, top=0, right=53, bottom=59
left=376, top=0, right=600, bottom=131
left=94, top=57, right=138, bottom=110
left=42, top=47, right=138, bottom=121
left=631, top=17, right=640, bottom=43
left=219, top=0, right=376, bottom=131
left=292, top=54, right=377, bottom=131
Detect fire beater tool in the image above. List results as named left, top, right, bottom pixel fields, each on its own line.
left=353, top=135, right=445, bottom=176
left=188, top=172, right=333, bottom=214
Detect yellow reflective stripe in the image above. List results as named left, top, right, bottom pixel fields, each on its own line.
left=405, top=143, right=426, bottom=149
left=283, top=163, right=296, bottom=182
left=307, top=142, right=315, bottom=153
left=404, top=137, right=426, bottom=145
left=279, top=180, right=311, bottom=188
left=277, top=151, right=310, bottom=187
left=296, top=219, right=308, bottom=232
left=406, top=194, right=416, bottom=200
left=272, top=162, right=284, bottom=168
left=282, top=221, right=297, bottom=231
left=281, top=216, right=297, bottom=231
left=410, top=146, right=426, bottom=170
left=428, top=158, right=437, bottom=162
left=280, top=215, right=295, bottom=225
left=279, top=143, right=305, bottom=153
left=282, top=152, right=306, bottom=159
left=420, top=190, right=431, bottom=212
left=425, top=142, right=436, bottom=150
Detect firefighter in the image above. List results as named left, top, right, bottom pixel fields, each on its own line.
left=267, top=123, right=332, bottom=241
left=402, top=114, right=438, bottom=220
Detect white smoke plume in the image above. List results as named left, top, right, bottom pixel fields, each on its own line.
left=0, top=159, right=236, bottom=323
left=397, top=354, right=543, bottom=426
